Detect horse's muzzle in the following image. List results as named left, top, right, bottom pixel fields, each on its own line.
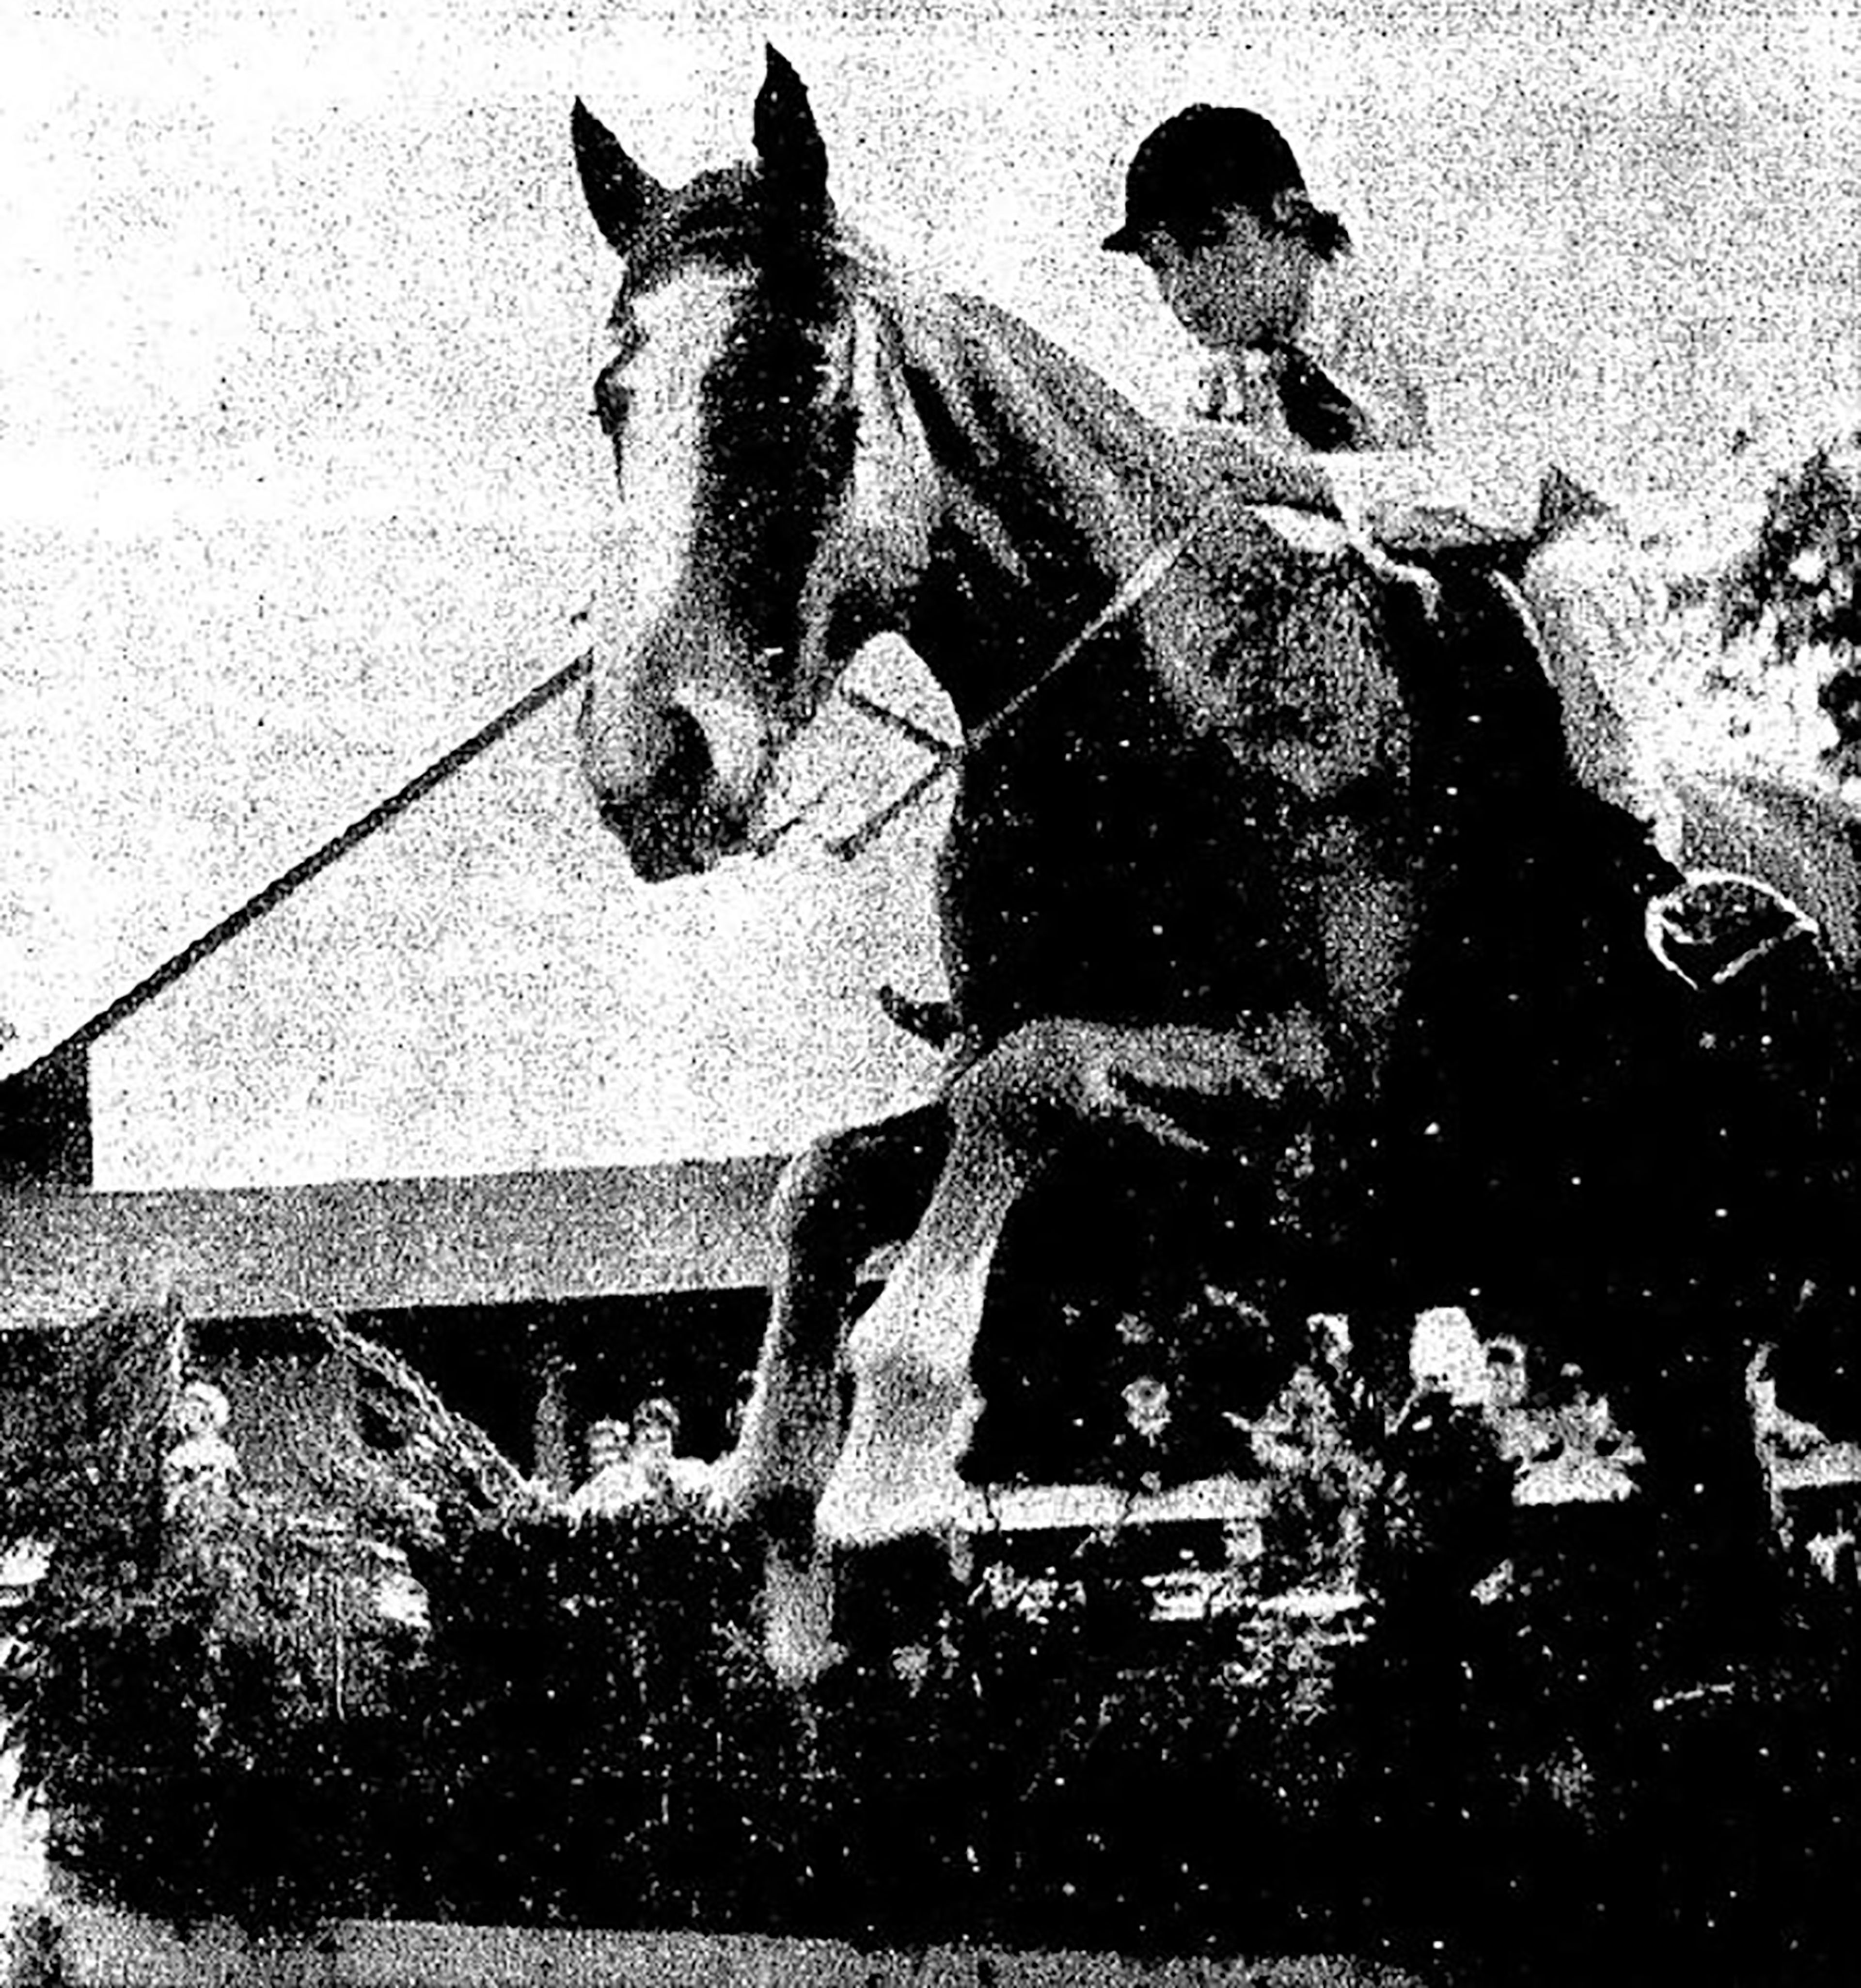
left=596, top=797, right=702, bottom=880
left=590, top=704, right=751, bottom=880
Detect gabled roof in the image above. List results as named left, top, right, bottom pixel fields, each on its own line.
left=2, top=650, right=592, bottom=1088
left=0, top=1151, right=786, bottom=1330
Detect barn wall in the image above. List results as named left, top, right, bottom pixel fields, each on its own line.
left=0, top=1157, right=783, bottom=1335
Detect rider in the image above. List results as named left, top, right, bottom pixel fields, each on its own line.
left=1102, top=104, right=1453, bottom=527
left=1101, top=104, right=1671, bottom=825
left=1105, top=109, right=1814, bottom=1681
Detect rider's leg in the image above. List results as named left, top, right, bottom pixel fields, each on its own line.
left=1518, top=513, right=1671, bottom=824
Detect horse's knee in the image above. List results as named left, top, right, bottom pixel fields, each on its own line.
left=768, top=1111, right=949, bottom=1266
left=768, top=1133, right=857, bottom=1252
left=946, top=1017, right=1084, bottom=1144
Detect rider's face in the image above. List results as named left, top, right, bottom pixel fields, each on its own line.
left=1142, top=207, right=1309, bottom=352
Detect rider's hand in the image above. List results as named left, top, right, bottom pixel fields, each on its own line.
left=1180, top=425, right=1340, bottom=516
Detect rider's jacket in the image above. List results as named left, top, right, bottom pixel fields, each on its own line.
left=1184, top=258, right=1542, bottom=546
left=1183, top=262, right=1673, bottom=830
left=1190, top=265, right=1432, bottom=458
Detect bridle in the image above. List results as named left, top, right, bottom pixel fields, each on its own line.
left=751, top=493, right=1232, bottom=864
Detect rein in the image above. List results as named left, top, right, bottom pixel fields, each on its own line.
left=821, top=497, right=1227, bottom=863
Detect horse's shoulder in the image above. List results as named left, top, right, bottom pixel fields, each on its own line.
left=1161, top=507, right=1425, bottom=801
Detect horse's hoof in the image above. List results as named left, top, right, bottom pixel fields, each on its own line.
left=766, top=1632, right=845, bottom=1689
left=815, top=1459, right=984, bottom=1548
left=762, top=1543, right=843, bottom=1687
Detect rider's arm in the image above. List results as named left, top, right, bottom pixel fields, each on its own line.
left=1179, top=420, right=1342, bottom=516
left=1309, top=286, right=1539, bottom=550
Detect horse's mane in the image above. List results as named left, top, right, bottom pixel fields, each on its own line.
left=857, top=254, right=1199, bottom=586
left=616, top=162, right=1200, bottom=652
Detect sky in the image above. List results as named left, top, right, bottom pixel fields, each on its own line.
left=1, top=0, right=1857, bottom=1188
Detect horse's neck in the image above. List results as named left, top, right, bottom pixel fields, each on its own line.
left=873, top=280, right=1194, bottom=732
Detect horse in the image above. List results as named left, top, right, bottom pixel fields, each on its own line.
left=570, top=49, right=1853, bottom=1681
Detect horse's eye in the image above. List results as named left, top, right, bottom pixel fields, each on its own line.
left=591, top=362, right=632, bottom=436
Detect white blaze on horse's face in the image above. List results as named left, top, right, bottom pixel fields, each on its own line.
left=573, top=54, right=899, bottom=882
left=580, top=268, right=776, bottom=880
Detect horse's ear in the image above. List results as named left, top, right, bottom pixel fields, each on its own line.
left=572, top=97, right=665, bottom=254
left=753, top=45, right=829, bottom=221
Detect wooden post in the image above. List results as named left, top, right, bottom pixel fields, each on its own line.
left=531, top=1340, right=572, bottom=1495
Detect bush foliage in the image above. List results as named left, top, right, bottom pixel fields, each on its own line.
left=7, top=1303, right=1861, bottom=1979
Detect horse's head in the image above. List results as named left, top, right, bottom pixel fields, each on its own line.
left=572, top=49, right=927, bottom=880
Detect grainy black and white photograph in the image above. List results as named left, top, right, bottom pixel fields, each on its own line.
left=2, top=1, right=1858, bottom=1981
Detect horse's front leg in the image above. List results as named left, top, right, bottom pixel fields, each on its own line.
left=816, top=1016, right=1327, bottom=1547
left=811, top=1100, right=1032, bottom=1549
left=710, top=1108, right=947, bottom=1680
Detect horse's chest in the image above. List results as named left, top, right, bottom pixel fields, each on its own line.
left=936, top=708, right=1321, bottom=1035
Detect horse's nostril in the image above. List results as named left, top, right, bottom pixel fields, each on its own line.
left=600, top=798, right=695, bottom=881
left=590, top=703, right=742, bottom=881
left=658, top=703, right=711, bottom=799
